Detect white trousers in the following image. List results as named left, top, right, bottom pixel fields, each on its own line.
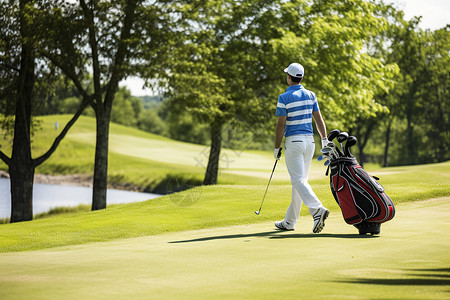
left=283, top=135, right=324, bottom=227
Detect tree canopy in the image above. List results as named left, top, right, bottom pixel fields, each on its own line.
left=165, top=0, right=400, bottom=183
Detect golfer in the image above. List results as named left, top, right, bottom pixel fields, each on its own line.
left=274, top=63, right=329, bottom=233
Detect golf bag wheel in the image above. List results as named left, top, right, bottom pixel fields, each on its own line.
left=354, top=221, right=381, bottom=235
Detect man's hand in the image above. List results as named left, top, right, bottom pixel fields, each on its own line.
left=321, top=137, right=329, bottom=149
left=274, top=148, right=282, bottom=160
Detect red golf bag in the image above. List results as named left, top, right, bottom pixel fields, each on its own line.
left=324, top=130, right=395, bottom=235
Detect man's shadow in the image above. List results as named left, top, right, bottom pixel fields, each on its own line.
left=169, top=231, right=378, bottom=244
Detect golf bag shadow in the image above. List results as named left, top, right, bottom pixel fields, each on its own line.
left=329, top=157, right=395, bottom=235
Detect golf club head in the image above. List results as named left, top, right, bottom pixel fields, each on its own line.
left=327, top=129, right=340, bottom=141
left=327, top=141, right=342, bottom=158
left=317, top=155, right=326, bottom=161
left=344, top=136, right=358, bottom=157
left=337, top=132, right=349, bottom=153
left=324, top=159, right=330, bottom=166
left=255, top=210, right=260, bottom=215
left=336, top=132, right=349, bottom=143
left=320, top=147, right=333, bottom=155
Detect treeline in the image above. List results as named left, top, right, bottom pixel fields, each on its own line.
left=0, top=0, right=448, bottom=222
left=38, top=80, right=271, bottom=150
left=35, top=3, right=449, bottom=168
left=350, top=14, right=449, bottom=167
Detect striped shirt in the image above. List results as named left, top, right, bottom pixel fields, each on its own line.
left=275, top=84, right=319, bottom=137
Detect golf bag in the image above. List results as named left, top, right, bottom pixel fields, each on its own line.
left=323, top=130, right=395, bottom=235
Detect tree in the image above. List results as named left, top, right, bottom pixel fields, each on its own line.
left=40, top=0, right=177, bottom=210
left=167, top=0, right=288, bottom=184
left=167, top=0, right=398, bottom=184
left=373, top=10, right=449, bottom=166
left=0, top=0, right=89, bottom=222
left=340, top=2, right=405, bottom=166
left=344, top=1, right=449, bottom=167
left=415, top=26, right=450, bottom=163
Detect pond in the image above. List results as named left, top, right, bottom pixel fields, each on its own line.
left=0, top=178, right=160, bottom=219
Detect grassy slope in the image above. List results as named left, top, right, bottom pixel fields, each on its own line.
left=0, top=160, right=449, bottom=252
left=0, top=115, right=290, bottom=189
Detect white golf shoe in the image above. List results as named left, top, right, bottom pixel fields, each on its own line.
left=274, top=220, right=294, bottom=231
left=312, top=207, right=329, bottom=233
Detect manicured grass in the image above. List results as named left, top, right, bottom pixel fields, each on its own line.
left=0, top=115, right=449, bottom=253
left=0, top=198, right=449, bottom=300
left=0, top=160, right=449, bottom=252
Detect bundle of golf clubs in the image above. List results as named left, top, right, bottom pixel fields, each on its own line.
left=317, top=129, right=358, bottom=166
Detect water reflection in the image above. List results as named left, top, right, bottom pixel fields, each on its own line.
left=0, top=178, right=160, bottom=219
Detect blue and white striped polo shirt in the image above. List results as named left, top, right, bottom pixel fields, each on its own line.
left=275, top=84, right=319, bottom=137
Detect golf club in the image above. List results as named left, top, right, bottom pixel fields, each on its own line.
left=327, top=129, right=340, bottom=141
left=255, top=148, right=281, bottom=215
left=318, top=147, right=332, bottom=161
left=327, top=141, right=340, bottom=159
left=344, top=136, right=357, bottom=157
left=324, top=159, right=330, bottom=166
left=320, top=147, right=333, bottom=155
left=337, top=132, right=349, bottom=153
left=327, top=129, right=343, bottom=157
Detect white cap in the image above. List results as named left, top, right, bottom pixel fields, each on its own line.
left=284, top=63, right=304, bottom=78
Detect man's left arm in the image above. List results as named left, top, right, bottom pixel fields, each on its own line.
left=312, top=110, right=328, bottom=148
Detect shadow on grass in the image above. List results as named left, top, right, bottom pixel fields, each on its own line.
left=409, top=268, right=450, bottom=273
left=169, top=231, right=378, bottom=244
left=149, top=174, right=203, bottom=195
left=269, top=233, right=379, bottom=240
left=338, top=278, right=450, bottom=286
left=337, top=267, right=450, bottom=287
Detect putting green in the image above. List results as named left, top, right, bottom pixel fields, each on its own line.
left=0, top=198, right=449, bottom=299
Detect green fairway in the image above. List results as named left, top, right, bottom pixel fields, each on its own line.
left=0, top=115, right=292, bottom=189
left=0, top=198, right=449, bottom=300
left=1, top=160, right=449, bottom=252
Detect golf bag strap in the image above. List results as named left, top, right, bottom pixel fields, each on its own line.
left=336, top=164, right=340, bottom=189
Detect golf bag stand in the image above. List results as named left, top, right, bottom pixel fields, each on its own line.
left=328, top=156, right=395, bottom=235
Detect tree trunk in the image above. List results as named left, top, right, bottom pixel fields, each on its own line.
left=358, top=144, right=365, bottom=168
left=405, top=116, right=415, bottom=165
left=383, top=117, right=393, bottom=167
left=203, top=121, right=222, bottom=185
left=354, top=126, right=365, bottom=168
left=10, top=3, right=35, bottom=222
left=10, top=85, right=34, bottom=222
left=10, top=107, right=34, bottom=222
left=92, top=110, right=111, bottom=210
left=9, top=160, right=34, bottom=222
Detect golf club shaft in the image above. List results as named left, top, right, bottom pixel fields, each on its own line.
left=257, top=159, right=278, bottom=214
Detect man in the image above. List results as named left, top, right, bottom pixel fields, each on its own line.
left=274, top=62, right=329, bottom=233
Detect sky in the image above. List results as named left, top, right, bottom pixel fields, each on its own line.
left=390, top=0, right=450, bottom=30
left=120, top=0, right=450, bottom=97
